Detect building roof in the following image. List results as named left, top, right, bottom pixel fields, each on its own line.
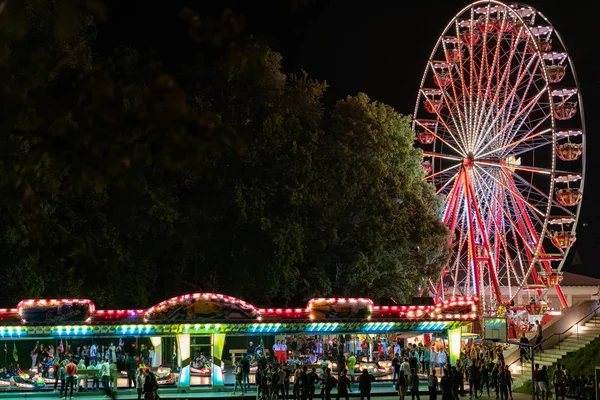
left=560, top=271, right=600, bottom=286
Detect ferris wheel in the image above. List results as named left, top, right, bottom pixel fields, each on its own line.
left=413, top=1, right=585, bottom=314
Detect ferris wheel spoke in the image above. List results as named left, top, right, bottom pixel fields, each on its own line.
left=474, top=34, right=525, bottom=151
left=506, top=169, right=576, bottom=217
left=471, top=167, right=535, bottom=254
left=477, top=126, right=551, bottom=159
left=473, top=34, right=527, bottom=152
left=441, top=40, right=469, bottom=138
left=473, top=175, right=522, bottom=294
left=497, top=54, right=544, bottom=150
left=474, top=164, right=546, bottom=223
left=422, top=90, right=468, bottom=154
left=436, top=170, right=461, bottom=196
left=476, top=159, right=572, bottom=176
left=415, top=120, right=466, bottom=157
left=475, top=87, right=547, bottom=158
left=423, top=162, right=461, bottom=181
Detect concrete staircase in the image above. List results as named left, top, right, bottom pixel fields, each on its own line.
left=512, top=315, right=600, bottom=389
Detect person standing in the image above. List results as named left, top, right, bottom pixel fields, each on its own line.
left=232, top=361, right=244, bottom=395
left=553, top=364, right=566, bottom=400
left=100, top=359, right=114, bottom=399
left=89, top=343, right=97, bottom=364
left=397, top=371, right=408, bottom=400
left=136, top=368, right=145, bottom=400
left=274, top=340, right=282, bottom=365
left=393, top=354, right=401, bottom=387
left=347, top=353, right=357, bottom=386
left=240, top=354, right=251, bottom=393
left=31, top=341, right=40, bottom=370
left=358, top=369, right=374, bottom=400
left=125, top=353, right=137, bottom=390
left=65, top=359, right=77, bottom=400
left=281, top=340, right=288, bottom=364
left=410, top=369, right=421, bottom=400
left=247, top=341, right=256, bottom=357
left=469, top=362, right=480, bottom=399
left=57, top=360, right=67, bottom=400
left=430, top=348, right=438, bottom=376
left=441, top=369, right=452, bottom=400
left=428, top=370, right=438, bottom=400
left=437, top=350, right=447, bottom=373
left=480, top=363, right=490, bottom=398
left=423, top=347, right=431, bottom=375
left=519, top=333, right=530, bottom=363
left=539, top=366, right=550, bottom=400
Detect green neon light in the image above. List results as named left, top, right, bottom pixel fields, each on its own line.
left=0, top=319, right=469, bottom=338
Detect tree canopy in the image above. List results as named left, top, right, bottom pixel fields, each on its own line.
left=0, top=1, right=449, bottom=308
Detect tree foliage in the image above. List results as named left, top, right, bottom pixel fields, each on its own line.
left=0, top=1, right=449, bottom=308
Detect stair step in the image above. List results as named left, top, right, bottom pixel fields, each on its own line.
left=554, top=342, right=587, bottom=349
left=562, top=338, right=594, bottom=344
left=523, top=360, right=554, bottom=367
left=568, top=332, right=600, bottom=338
left=541, top=349, right=569, bottom=356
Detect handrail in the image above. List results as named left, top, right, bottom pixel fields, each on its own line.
left=533, top=303, right=600, bottom=351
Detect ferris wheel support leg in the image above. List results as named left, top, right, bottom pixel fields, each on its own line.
left=436, top=172, right=465, bottom=302
left=464, top=168, right=503, bottom=303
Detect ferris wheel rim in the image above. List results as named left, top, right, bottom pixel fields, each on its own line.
left=412, top=0, right=585, bottom=310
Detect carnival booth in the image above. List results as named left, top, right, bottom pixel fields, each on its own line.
left=0, top=294, right=478, bottom=393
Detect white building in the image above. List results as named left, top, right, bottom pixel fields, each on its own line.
left=514, top=271, right=600, bottom=310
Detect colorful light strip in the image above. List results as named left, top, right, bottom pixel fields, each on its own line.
left=0, top=319, right=473, bottom=338
left=0, top=294, right=480, bottom=325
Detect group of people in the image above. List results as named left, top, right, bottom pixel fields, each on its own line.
left=27, top=340, right=157, bottom=378
left=232, top=356, right=373, bottom=400
left=534, top=364, right=596, bottom=400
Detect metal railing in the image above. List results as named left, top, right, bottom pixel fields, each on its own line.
left=507, top=303, right=600, bottom=376
left=533, top=303, right=600, bottom=357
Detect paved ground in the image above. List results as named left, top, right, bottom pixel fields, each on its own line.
left=0, top=384, right=535, bottom=400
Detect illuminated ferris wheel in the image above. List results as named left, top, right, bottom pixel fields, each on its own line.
left=413, top=1, right=585, bottom=314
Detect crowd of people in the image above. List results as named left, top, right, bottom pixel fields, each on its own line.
left=229, top=336, right=529, bottom=400
left=533, top=363, right=596, bottom=400
left=0, top=340, right=161, bottom=400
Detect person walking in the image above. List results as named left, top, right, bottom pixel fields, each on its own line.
left=323, top=368, right=337, bottom=400
left=428, top=370, right=438, bottom=400
left=535, top=321, right=544, bottom=354
left=397, top=370, right=408, bottom=400
left=498, top=366, right=508, bottom=400
left=336, top=370, right=351, bottom=400
left=410, top=369, right=421, bottom=400
left=358, top=369, right=375, bottom=400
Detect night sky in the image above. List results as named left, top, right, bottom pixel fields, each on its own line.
left=99, top=0, right=599, bottom=277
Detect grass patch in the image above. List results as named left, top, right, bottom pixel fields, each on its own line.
left=513, top=337, right=600, bottom=394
